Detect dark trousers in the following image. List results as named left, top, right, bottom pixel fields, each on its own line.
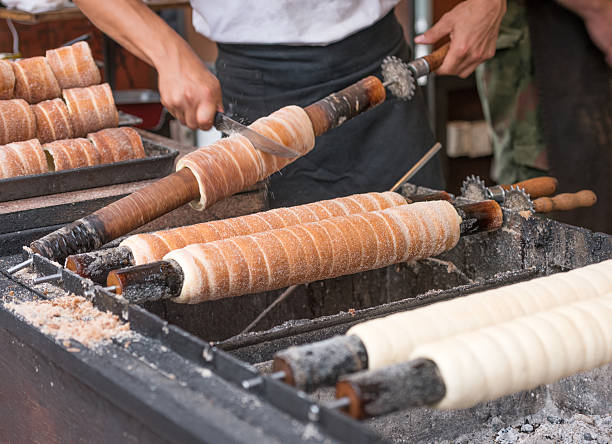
left=216, top=12, right=444, bottom=208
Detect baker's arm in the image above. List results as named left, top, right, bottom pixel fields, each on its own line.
left=74, top=0, right=222, bottom=129
left=556, top=0, right=612, bottom=66
left=414, top=0, right=506, bottom=78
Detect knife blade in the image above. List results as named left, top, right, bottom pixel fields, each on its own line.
left=214, top=112, right=300, bottom=158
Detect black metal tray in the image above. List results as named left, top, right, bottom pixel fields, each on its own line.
left=0, top=250, right=380, bottom=444
left=0, top=132, right=179, bottom=202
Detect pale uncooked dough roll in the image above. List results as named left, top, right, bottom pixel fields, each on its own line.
left=12, top=56, right=61, bottom=104
left=32, top=98, right=73, bottom=143
left=120, top=191, right=407, bottom=265
left=348, top=259, right=612, bottom=370
left=0, top=139, right=47, bottom=178
left=0, top=99, right=37, bottom=145
left=63, top=83, right=119, bottom=137
left=411, top=293, right=612, bottom=410
left=87, top=127, right=145, bottom=163
left=164, top=200, right=461, bottom=303
left=178, top=106, right=315, bottom=210
left=0, top=59, right=15, bottom=100
left=45, top=41, right=101, bottom=89
left=43, top=138, right=100, bottom=171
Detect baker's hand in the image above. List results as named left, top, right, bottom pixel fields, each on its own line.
left=415, top=0, right=506, bottom=78
left=557, top=0, right=612, bottom=66
left=156, top=49, right=223, bottom=131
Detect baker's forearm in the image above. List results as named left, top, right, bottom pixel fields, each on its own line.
left=556, top=0, right=609, bottom=19
left=74, top=0, right=194, bottom=69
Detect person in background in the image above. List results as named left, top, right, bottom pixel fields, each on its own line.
left=74, top=0, right=506, bottom=207
left=441, top=0, right=612, bottom=186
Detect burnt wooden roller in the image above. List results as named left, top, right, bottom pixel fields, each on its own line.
left=534, top=190, right=597, bottom=213
left=66, top=191, right=451, bottom=285
left=335, top=358, right=446, bottom=419
left=31, top=76, right=387, bottom=263
left=304, top=76, right=385, bottom=136
left=106, top=200, right=502, bottom=304
left=274, top=335, right=370, bottom=392
left=30, top=168, right=200, bottom=262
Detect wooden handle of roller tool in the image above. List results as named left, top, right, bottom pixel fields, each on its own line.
left=335, top=359, right=446, bottom=419
left=30, top=168, right=200, bottom=263
left=423, top=43, right=450, bottom=72
left=304, top=76, right=386, bottom=136
left=533, top=190, right=597, bottom=213
left=500, top=176, right=558, bottom=199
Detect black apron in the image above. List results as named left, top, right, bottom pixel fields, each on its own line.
left=215, top=12, right=444, bottom=208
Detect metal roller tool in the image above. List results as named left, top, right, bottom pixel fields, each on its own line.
left=381, top=42, right=450, bottom=100
left=460, top=175, right=596, bottom=213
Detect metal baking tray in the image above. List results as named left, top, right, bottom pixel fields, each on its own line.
left=118, top=110, right=144, bottom=127
left=0, top=131, right=179, bottom=202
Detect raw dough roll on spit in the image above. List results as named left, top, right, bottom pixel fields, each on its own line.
left=178, top=105, right=315, bottom=210
left=0, top=99, right=37, bottom=145
left=87, top=127, right=145, bottom=163
left=45, top=41, right=101, bottom=89
left=43, top=138, right=100, bottom=171
left=0, top=139, right=47, bottom=178
left=164, top=200, right=461, bottom=303
left=411, top=293, right=612, bottom=410
left=348, top=259, right=612, bottom=370
left=0, top=59, right=15, bottom=99
left=63, top=83, right=119, bottom=137
left=120, top=191, right=408, bottom=265
left=11, top=57, right=61, bottom=104
left=32, top=98, right=73, bottom=143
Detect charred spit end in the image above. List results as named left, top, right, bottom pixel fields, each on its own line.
left=107, top=260, right=184, bottom=304
left=304, top=76, right=386, bottom=137
left=336, top=358, right=446, bottom=420
left=30, top=218, right=106, bottom=264
left=65, top=246, right=134, bottom=285
left=408, top=191, right=453, bottom=203
left=456, top=200, right=503, bottom=235
left=273, top=335, right=368, bottom=392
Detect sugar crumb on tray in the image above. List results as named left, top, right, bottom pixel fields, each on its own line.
left=6, top=294, right=131, bottom=347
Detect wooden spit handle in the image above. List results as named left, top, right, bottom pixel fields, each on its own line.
left=500, top=176, right=558, bottom=199
left=30, top=77, right=387, bottom=263
left=534, top=190, right=597, bottom=213
left=423, top=42, right=450, bottom=72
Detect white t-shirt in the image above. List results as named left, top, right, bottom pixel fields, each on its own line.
left=190, top=0, right=399, bottom=46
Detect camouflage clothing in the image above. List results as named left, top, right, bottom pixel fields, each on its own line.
left=475, top=0, right=548, bottom=185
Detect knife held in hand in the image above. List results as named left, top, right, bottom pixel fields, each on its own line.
left=214, top=112, right=300, bottom=158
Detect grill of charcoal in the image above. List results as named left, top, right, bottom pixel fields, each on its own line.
left=1, top=184, right=610, bottom=444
